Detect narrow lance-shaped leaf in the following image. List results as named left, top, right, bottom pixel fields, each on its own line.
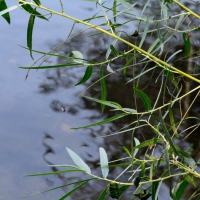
left=152, top=181, right=162, bottom=200
left=59, top=180, right=89, bottom=200
left=100, top=66, right=107, bottom=112
left=20, top=4, right=48, bottom=21
left=27, top=11, right=36, bottom=60
left=99, top=147, right=109, bottom=178
left=97, top=186, right=109, bottom=200
left=83, top=96, right=122, bottom=110
left=33, top=0, right=41, bottom=6
left=113, top=0, right=117, bottom=22
left=66, top=147, right=91, bottom=173
left=71, top=113, right=129, bottom=129
left=139, top=14, right=149, bottom=48
left=183, top=32, right=191, bottom=58
left=134, top=138, right=163, bottom=149
left=134, top=88, right=151, bottom=111
left=175, top=180, right=188, bottom=200
left=0, top=0, right=10, bottom=24
left=168, top=105, right=179, bottom=137
left=75, top=66, right=93, bottom=86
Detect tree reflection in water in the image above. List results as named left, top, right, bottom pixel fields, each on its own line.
left=38, top=4, right=200, bottom=199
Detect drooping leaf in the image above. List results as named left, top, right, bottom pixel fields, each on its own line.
left=183, top=32, right=191, bottom=58
left=99, top=147, right=109, bottom=178
left=75, top=66, right=93, bottom=85
left=33, top=0, right=41, bottom=6
left=0, top=0, right=10, bottom=24
left=100, top=66, right=107, bottom=112
left=139, top=15, right=149, bottom=48
left=66, top=147, right=91, bottom=173
left=27, top=11, right=35, bottom=60
left=134, top=88, right=151, bottom=111
left=59, top=180, right=89, bottom=200
left=83, top=96, right=122, bottom=110
left=71, top=113, right=129, bottom=129
left=175, top=180, right=188, bottom=199
left=25, top=169, right=84, bottom=177
left=168, top=105, right=179, bottom=137
left=20, top=62, right=82, bottom=69
left=20, top=4, right=48, bottom=20
left=152, top=181, right=162, bottom=200
left=110, top=45, right=118, bottom=56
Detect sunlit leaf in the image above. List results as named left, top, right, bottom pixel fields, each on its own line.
left=183, top=32, right=191, bottom=58
left=71, top=50, right=84, bottom=63
left=99, top=147, right=109, bottom=178
left=66, top=147, right=91, bottom=173
left=100, top=66, right=107, bottom=112
left=75, top=66, right=93, bottom=85
left=134, top=88, right=151, bottom=111
left=71, top=113, right=129, bottom=129
left=0, top=0, right=10, bottom=24
left=59, top=180, right=89, bottom=200
left=184, top=175, right=198, bottom=187
left=83, top=96, right=122, bottom=110
left=27, top=11, right=35, bottom=60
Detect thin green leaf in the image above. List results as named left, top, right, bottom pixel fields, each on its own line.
left=183, top=32, right=191, bottom=58
left=0, top=0, right=10, bottom=24
left=83, top=96, right=122, bottom=110
left=139, top=15, right=149, bottom=48
left=75, top=66, right=93, bottom=86
left=123, top=57, right=134, bottom=77
left=66, top=147, right=91, bottom=173
left=99, top=147, right=109, bottom=178
left=98, top=186, right=109, bottom=200
left=71, top=113, right=129, bottom=129
left=134, top=138, right=163, bottom=149
left=141, top=163, right=146, bottom=177
left=20, top=62, right=82, bottom=69
left=113, top=0, right=117, bottom=22
left=118, top=185, right=130, bottom=197
left=152, top=181, right=162, bottom=200
left=100, top=66, right=107, bottom=112
left=27, top=11, right=35, bottom=60
left=134, top=88, right=151, bottom=111
left=33, top=0, right=41, bottom=6
left=184, top=175, right=198, bottom=187
left=25, top=169, right=84, bottom=177
left=123, top=146, right=132, bottom=157
left=23, top=178, right=96, bottom=198
left=168, top=105, right=179, bottom=137
left=20, top=4, right=48, bottom=21
left=176, top=180, right=188, bottom=199
left=59, top=180, right=89, bottom=200
left=159, top=110, right=179, bottom=156
left=164, top=69, right=179, bottom=89
left=110, top=45, right=118, bottom=56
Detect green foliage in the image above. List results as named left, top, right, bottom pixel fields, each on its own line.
left=3, top=0, right=200, bottom=199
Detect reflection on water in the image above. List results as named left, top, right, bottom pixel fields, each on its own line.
left=1, top=0, right=200, bottom=199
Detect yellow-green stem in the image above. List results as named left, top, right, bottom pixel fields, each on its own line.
left=18, top=0, right=200, bottom=84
